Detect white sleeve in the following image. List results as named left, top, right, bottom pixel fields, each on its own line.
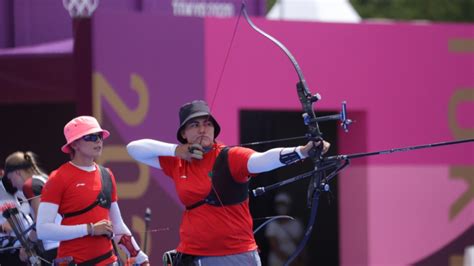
left=110, top=202, right=149, bottom=264
left=36, top=202, right=88, bottom=241
left=109, top=202, right=131, bottom=236
left=247, top=147, right=304, bottom=173
left=127, top=139, right=178, bottom=169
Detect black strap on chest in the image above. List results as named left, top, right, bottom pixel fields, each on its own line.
left=62, top=165, right=112, bottom=218
left=186, top=147, right=249, bottom=210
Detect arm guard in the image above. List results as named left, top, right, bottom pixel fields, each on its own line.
left=116, top=234, right=149, bottom=264
left=279, top=147, right=302, bottom=165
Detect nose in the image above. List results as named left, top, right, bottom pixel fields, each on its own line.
left=198, top=123, right=206, bottom=132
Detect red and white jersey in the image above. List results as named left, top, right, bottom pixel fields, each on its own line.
left=159, top=143, right=258, bottom=256
left=41, top=162, right=118, bottom=264
left=23, top=174, right=60, bottom=251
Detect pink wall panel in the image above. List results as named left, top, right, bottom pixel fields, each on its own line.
left=204, top=17, right=473, bottom=265
left=204, top=18, right=473, bottom=165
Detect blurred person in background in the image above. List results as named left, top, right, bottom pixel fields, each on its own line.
left=265, top=192, right=305, bottom=266
left=0, top=169, right=29, bottom=265
left=3, top=151, right=60, bottom=264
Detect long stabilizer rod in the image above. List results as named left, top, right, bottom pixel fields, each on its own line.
left=325, top=138, right=474, bottom=161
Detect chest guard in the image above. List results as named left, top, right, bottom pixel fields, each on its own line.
left=186, top=147, right=249, bottom=210
left=62, top=165, right=112, bottom=218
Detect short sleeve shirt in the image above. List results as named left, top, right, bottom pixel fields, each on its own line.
left=41, top=163, right=118, bottom=264
left=159, top=143, right=258, bottom=256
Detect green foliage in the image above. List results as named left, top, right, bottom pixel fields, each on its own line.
left=349, top=0, right=473, bottom=22
left=267, top=0, right=277, bottom=13
left=265, top=0, right=473, bottom=22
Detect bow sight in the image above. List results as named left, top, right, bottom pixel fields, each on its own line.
left=302, top=101, right=352, bottom=133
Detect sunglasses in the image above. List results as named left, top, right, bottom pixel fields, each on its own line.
left=82, top=133, right=103, bottom=142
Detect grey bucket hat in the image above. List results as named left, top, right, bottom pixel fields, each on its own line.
left=177, top=100, right=221, bottom=144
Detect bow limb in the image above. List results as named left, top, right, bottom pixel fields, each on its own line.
left=241, top=4, right=325, bottom=266
left=252, top=215, right=295, bottom=235
left=2, top=206, right=43, bottom=265
left=206, top=3, right=326, bottom=264
left=241, top=6, right=306, bottom=86
left=241, top=4, right=321, bottom=130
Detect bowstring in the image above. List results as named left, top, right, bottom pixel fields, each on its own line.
left=207, top=6, right=244, bottom=112
left=199, top=3, right=262, bottom=264
left=194, top=3, right=297, bottom=264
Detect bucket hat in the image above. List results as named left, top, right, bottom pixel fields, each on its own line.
left=177, top=100, right=220, bottom=144
left=61, top=116, right=110, bottom=153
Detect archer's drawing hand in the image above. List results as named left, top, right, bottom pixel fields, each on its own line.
left=175, top=143, right=204, bottom=161
left=300, top=140, right=331, bottom=157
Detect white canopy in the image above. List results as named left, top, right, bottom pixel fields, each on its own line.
left=267, top=0, right=361, bottom=23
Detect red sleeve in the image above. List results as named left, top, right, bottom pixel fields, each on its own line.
left=107, top=168, right=118, bottom=202
left=159, top=156, right=180, bottom=179
left=22, top=178, right=34, bottom=199
left=228, top=147, right=256, bottom=183
left=40, top=170, right=64, bottom=205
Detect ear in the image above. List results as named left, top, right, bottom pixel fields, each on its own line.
left=180, top=130, right=187, bottom=142
left=70, top=140, right=79, bottom=151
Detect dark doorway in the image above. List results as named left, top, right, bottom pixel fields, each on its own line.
left=240, top=110, right=340, bottom=266
left=0, top=103, right=76, bottom=174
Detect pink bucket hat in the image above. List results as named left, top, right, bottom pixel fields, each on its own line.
left=61, top=116, right=110, bottom=153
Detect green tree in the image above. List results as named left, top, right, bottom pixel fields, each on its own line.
left=265, top=0, right=474, bottom=22
left=349, top=0, right=473, bottom=22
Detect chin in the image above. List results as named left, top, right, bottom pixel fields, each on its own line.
left=201, top=141, right=213, bottom=148
left=194, top=138, right=211, bottom=146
